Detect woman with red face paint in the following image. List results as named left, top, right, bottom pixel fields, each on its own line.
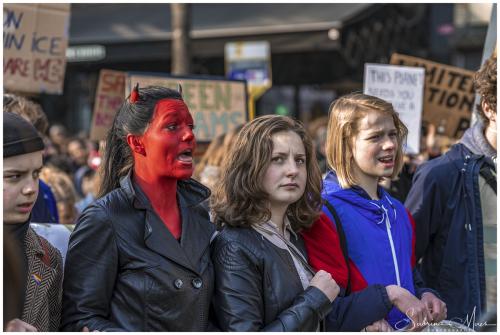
left=61, top=86, right=216, bottom=331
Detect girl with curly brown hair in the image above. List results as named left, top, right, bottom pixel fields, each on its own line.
left=210, top=115, right=339, bottom=331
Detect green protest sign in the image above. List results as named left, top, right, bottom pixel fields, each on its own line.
left=127, top=73, right=248, bottom=142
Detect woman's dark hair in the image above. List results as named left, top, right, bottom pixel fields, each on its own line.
left=98, top=86, right=182, bottom=197
left=211, top=115, right=323, bottom=232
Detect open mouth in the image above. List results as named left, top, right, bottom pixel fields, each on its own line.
left=377, top=155, right=394, bottom=164
left=178, top=149, right=193, bottom=163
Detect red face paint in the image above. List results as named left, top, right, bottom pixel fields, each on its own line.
left=131, top=98, right=196, bottom=240
left=137, top=98, right=196, bottom=181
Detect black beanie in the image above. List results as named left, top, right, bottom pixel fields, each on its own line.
left=4, top=112, right=45, bottom=158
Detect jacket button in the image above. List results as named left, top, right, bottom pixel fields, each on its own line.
left=192, top=278, right=203, bottom=289
left=173, top=278, right=183, bottom=289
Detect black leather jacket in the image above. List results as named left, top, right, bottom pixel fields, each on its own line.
left=211, top=226, right=332, bottom=331
left=61, top=174, right=215, bottom=331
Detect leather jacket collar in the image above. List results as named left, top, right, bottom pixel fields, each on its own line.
left=119, top=172, right=211, bottom=210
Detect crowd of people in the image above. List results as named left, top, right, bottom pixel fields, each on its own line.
left=3, top=52, right=496, bottom=332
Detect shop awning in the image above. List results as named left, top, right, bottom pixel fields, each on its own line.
left=69, top=3, right=373, bottom=45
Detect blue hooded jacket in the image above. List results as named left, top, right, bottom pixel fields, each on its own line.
left=322, top=171, right=416, bottom=329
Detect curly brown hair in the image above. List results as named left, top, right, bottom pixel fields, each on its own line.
left=211, top=115, right=323, bottom=232
left=3, top=94, right=49, bottom=135
left=474, top=52, right=497, bottom=125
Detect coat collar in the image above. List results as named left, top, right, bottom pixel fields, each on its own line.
left=460, top=120, right=496, bottom=160
left=22, top=228, right=58, bottom=325
left=323, top=170, right=388, bottom=201
left=120, top=172, right=214, bottom=274
left=119, top=171, right=211, bottom=210
left=25, top=226, right=46, bottom=258
left=323, top=170, right=398, bottom=226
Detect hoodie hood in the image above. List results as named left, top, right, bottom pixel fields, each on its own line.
left=460, top=121, right=496, bottom=160
left=323, top=171, right=398, bottom=227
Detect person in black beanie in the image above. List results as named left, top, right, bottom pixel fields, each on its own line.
left=4, top=93, right=60, bottom=224
left=3, top=112, right=63, bottom=331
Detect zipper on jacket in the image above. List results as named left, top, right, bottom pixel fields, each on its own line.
left=383, top=205, right=401, bottom=286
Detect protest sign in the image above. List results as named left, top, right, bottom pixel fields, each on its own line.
left=90, top=69, right=127, bottom=141
left=364, top=63, right=425, bottom=154
left=127, top=73, right=248, bottom=142
left=4, top=4, right=71, bottom=94
left=225, top=41, right=272, bottom=120
left=390, top=53, right=476, bottom=139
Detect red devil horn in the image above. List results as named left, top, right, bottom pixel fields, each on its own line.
left=177, top=83, right=183, bottom=97
left=130, top=83, right=140, bottom=103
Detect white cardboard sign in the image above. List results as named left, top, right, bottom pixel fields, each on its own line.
left=363, top=63, right=425, bottom=154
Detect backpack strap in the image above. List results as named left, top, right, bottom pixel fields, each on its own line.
left=323, top=199, right=352, bottom=296
left=479, top=163, right=497, bottom=195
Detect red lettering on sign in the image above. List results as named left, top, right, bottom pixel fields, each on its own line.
left=3, top=57, right=29, bottom=77
left=33, top=58, right=63, bottom=84
left=101, top=72, right=125, bottom=93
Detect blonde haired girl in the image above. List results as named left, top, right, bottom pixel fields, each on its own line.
left=302, top=93, right=447, bottom=331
